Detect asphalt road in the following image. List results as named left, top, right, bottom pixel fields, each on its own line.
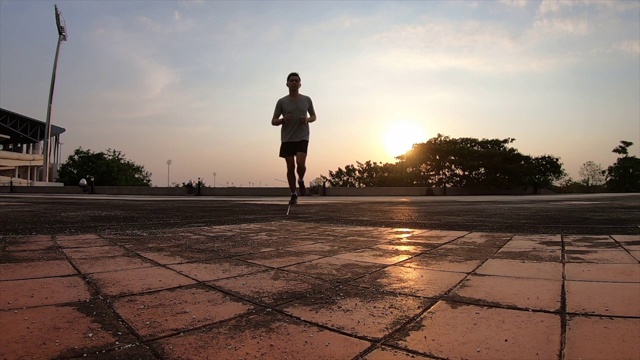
left=0, top=193, right=638, bottom=236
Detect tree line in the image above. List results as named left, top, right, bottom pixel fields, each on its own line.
left=55, top=136, right=639, bottom=193
left=319, top=135, right=639, bottom=193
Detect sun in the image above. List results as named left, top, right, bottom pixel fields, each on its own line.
left=382, top=121, right=427, bottom=158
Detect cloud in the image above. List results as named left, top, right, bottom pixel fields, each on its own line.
left=538, top=0, right=569, bottom=15
left=615, top=40, right=640, bottom=55
left=533, top=16, right=589, bottom=35
left=500, top=0, right=528, bottom=8
left=365, top=19, right=532, bottom=73
left=85, top=19, right=186, bottom=121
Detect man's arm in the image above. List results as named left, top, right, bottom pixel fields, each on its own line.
left=271, top=102, right=284, bottom=126
left=305, top=113, right=316, bottom=123
left=306, top=97, right=316, bottom=123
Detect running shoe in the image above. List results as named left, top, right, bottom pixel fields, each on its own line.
left=289, top=193, right=298, bottom=204
left=298, top=180, right=306, bottom=196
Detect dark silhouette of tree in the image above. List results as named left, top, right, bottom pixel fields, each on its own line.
left=56, top=148, right=152, bottom=186
left=522, top=154, right=565, bottom=193
left=606, top=141, right=640, bottom=192
left=322, top=161, right=398, bottom=187
left=578, top=161, right=605, bottom=191
left=397, top=134, right=563, bottom=189
left=322, top=134, right=565, bottom=190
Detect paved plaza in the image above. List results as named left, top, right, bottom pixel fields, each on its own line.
left=0, top=193, right=639, bottom=359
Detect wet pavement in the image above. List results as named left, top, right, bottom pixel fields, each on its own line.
left=0, top=193, right=639, bottom=359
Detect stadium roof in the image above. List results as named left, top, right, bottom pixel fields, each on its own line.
left=0, top=107, right=66, bottom=145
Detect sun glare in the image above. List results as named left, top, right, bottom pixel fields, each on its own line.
left=383, top=121, right=426, bottom=159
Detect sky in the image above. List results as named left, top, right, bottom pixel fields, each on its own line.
left=1, top=0, right=639, bottom=187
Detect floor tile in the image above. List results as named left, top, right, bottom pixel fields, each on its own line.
left=612, top=235, right=640, bottom=243
left=169, top=258, right=270, bottom=281
left=113, top=285, right=253, bottom=339
left=283, top=242, right=358, bottom=256
left=428, top=244, right=499, bottom=261
left=565, top=249, right=638, bottom=263
left=0, top=248, right=67, bottom=262
left=209, top=269, right=328, bottom=306
left=0, top=302, right=133, bottom=360
left=475, top=259, right=562, bottom=280
left=352, top=265, right=466, bottom=298
left=0, top=259, right=77, bottom=280
left=0, top=276, right=91, bottom=309
left=149, top=311, right=370, bottom=360
left=449, top=274, right=561, bottom=311
left=448, top=232, right=512, bottom=247
left=390, top=301, right=560, bottom=360
left=72, top=255, right=153, bottom=274
left=136, top=250, right=190, bottom=264
left=89, top=266, right=196, bottom=297
left=363, top=346, right=436, bottom=359
left=565, top=263, right=640, bottom=282
left=402, top=254, right=483, bottom=273
left=282, top=256, right=386, bottom=281
left=493, top=248, right=561, bottom=262
left=410, top=230, right=469, bottom=243
left=334, top=249, right=413, bottom=265
left=235, top=249, right=323, bottom=268
left=4, top=240, right=55, bottom=251
left=63, top=246, right=131, bottom=259
left=564, top=235, right=619, bottom=250
left=566, top=281, right=640, bottom=316
left=56, top=234, right=111, bottom=248
left=565, top=316, right=640, bottom=360
left=282, top=285, right=433, bottom=339
left=501, top=235, right=562, bottom=250
left=374, top=242, right=439, bottom=253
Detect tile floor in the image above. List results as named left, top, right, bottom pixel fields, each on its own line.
left=0, top=222, right=638, bottom=359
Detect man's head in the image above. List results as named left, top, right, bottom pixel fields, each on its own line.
left=286, top=72, right=301, bottom=91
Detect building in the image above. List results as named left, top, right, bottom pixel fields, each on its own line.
left=0, top=107, right=65, bottom=185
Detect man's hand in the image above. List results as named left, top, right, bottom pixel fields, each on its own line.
left=300, top=116, right=308, bottom=124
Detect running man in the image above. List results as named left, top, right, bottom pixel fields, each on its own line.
left=272, top=72, right=316, bottom=204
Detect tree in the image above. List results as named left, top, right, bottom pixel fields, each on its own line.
left=522, top=155, right=565, bottom=192
left=322, top=134, right=565, bottom=190
left=397, top=134, right=564, bottom=189
left=321, top=160, right=411, bottom=188
left=606, top=141, right=640, bottom=192
left=56, top=148, right=152, bottom=186
left=578, top=161, right=605, bottom=189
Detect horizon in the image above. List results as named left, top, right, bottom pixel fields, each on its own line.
left=1, top=0, right=638, bottom=187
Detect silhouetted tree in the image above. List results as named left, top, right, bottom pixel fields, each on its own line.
left=579, top=161, right=605, bottom=190
left=57, top=148, right=152, bottom=186
left=397, top=134, right=563, bottom=189
left=606, top=141, right=640, bottom=192
left=322, top=134, right=565, bottom=190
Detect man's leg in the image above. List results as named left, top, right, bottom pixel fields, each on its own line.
left=296, top=152, right=307, bottom=195
left=285, top=156, right=296, bottom=193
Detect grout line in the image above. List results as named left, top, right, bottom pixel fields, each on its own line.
left=559, top=234, right=568, bottom=360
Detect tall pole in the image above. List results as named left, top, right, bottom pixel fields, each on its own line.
left=212, top=172, right=216, bottom=187
left=166, top=160, right=172, bottom=186
left=43, top=4, right=67, bottom=182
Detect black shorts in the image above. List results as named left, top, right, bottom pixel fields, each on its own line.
left=279, top=140, right=309, bottom=158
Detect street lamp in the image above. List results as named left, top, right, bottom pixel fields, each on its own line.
left=43, top=4, right=68, bottom=182
left=166, top=160, right=172, bottom=186
left=212, top=172, right=216, bottom=187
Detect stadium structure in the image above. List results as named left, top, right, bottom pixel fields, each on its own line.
left=0, top=107, right=65, bottom=186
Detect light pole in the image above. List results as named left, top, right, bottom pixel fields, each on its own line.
left=166, top=160, right=172, bottom=186
left=43, top=4, right=67, bottom=182
left=212, top=172, right=216, bottom=187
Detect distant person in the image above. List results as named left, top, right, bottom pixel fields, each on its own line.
left=271, top=72, right=316, bottom=204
